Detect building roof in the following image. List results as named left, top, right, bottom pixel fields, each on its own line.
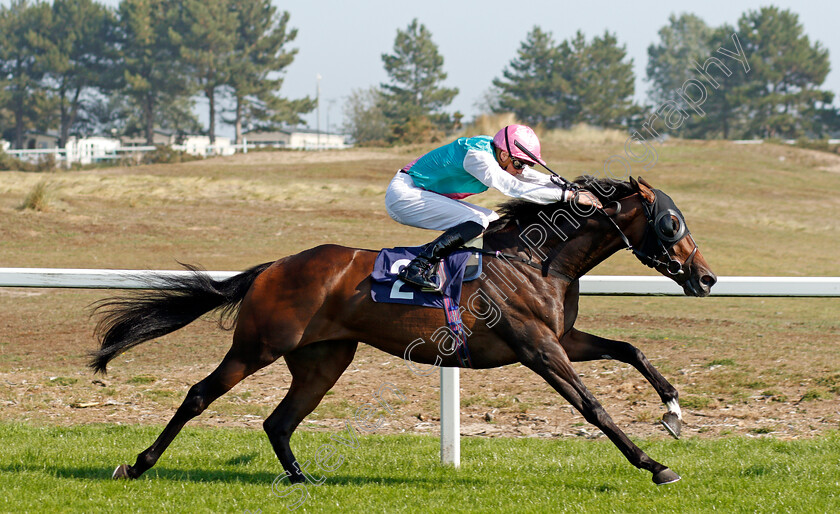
left=240, top=131, right=289, bottom=142
left=244, top=127, right=346, bottom=139
left=24, top=130, right=60, bottom=140
left=120, top=129, right=178, bottom=145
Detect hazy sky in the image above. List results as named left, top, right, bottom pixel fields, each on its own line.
left=74, top=1, right=840, bottom=136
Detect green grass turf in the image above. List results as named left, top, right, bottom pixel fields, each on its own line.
left=1, top=423, right=838, bottom=513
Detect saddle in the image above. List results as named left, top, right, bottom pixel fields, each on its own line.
left=369, top=246, right=482, bottom=308
left=369, top=244, right=481, bottom=368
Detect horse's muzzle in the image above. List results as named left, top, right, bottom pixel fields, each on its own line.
left=683, top=267, right=716, bottom=297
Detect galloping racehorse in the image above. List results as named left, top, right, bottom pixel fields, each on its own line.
left=94, top=176, right=716, bottom=486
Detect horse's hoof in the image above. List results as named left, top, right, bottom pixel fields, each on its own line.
left=652, top=468, right=681, bottom=485
left=112, top=464, right=134, bottom=480
left=661, top=412, right=681, bottom=439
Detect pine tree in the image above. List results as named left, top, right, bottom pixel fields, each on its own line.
left=493, top=26, right=574, bottom=128
left=697, top=24, right=751, bottom=139
left=379, top=18, right=458, bottom=142
left=736, top=6, right=832, bottom=138
left=576, top=30, right=638, bottom=128
left=0, top=89, right=10, bottom=137
left=811, top=103, right=840, bottom=138
left=646, top=15, right=748, bottom=139
left=494, top=27, right=637, bottom=129
left=225, top=0, right=314, bottom=144
left=0, top=0, right=53, bottom=148
left=36, top=0, right=117, bottom=146
left=646, top=14, right=713, bottom=106
left=174, top=0, right=238, bottom=144
left=116, top=0, right=193, bottom=144
left=115, top=93, right=202, bottom=137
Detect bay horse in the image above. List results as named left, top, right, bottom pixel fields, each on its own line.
left=94, top=176, right=716, bottom=486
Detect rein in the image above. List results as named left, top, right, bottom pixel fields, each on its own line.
left=477, top=248, right=574, bottom=282
left=481, top=187, right=698, bottom=282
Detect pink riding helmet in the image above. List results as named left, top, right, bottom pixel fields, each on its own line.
left=492, top=124, right=547, bottom=166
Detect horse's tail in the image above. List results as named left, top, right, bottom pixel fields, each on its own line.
left=89, top=261, right=274, bottom=374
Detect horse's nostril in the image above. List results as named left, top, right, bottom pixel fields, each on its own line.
left=701, top=274, right=717, bottom=288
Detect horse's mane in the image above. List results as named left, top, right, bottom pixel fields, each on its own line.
left=489, top=176, right=635, bottom=232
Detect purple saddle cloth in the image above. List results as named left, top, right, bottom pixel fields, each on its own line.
left=370, top=247, right=481, bottom=308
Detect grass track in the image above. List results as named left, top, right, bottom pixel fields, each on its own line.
left=2, top=141, right=840, bottom=510
left=1, top=423, right=838, bottom=513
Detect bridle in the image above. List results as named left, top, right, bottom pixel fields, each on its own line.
left=495, top=136, right=698, bottom=278
left=600, top=189, right=698, bottom=277
left=483, top=187, right=697, bottom=282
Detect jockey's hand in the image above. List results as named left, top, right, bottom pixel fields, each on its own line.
left=573, top=190, right=603, bottom=209
left=549, top=175, right=566, bottom=188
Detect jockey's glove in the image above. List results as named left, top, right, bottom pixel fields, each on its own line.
left=550, top=175, right=579, bottom=202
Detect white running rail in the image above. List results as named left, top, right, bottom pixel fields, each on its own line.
left=2, top=268, right=839, bottom=467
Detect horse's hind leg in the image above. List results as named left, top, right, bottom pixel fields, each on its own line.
left=263, top=340, right=358, bottom=483
left=560, top=328, right=683, bottom=438
left=112, top=350, right=273, bottom=479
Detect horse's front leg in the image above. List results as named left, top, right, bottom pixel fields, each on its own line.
left=559, top=328, right=682, bottom=438
left=516, top=334, right=680, bottom=485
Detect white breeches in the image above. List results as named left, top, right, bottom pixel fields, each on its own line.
left=384, top=171, right=499, bottom=231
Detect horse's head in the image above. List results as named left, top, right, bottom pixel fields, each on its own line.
left=489, top=176, right=717, bottom=296
left=620, top=177, right=716, bottom=297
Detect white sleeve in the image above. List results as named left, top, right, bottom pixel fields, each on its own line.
left=517, top=167, right=555, bottom=186
left=462, top=149, right=566, bottom=205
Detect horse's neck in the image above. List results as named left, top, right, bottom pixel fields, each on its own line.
left=551, top=203, right=647, bottom=279
left=553, top=223, right=626, bottom=279
left=483, top=210, right=638, bottom=281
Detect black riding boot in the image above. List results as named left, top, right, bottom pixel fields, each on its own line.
left=398, top=221, right=484, bottom=292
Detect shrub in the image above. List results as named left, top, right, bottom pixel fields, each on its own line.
left=794, top=138, right=840, bottom=155
left=35, top=153, right=57, bottom=172
left=19, top=180, right=54, bottom=212
left=388, top=115, right=445, bottom=145
left=142, top=145, right=202, bottom=164
left=0, top=148, right=35, bottom=171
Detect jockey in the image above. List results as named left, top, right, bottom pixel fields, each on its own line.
left=386, top=124, right=602, bottom=291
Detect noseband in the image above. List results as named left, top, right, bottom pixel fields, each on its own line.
left=601, top=190, right=698, bottom=276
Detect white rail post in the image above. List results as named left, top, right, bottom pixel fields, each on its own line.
left=440, top=366, right=460, bottom=467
